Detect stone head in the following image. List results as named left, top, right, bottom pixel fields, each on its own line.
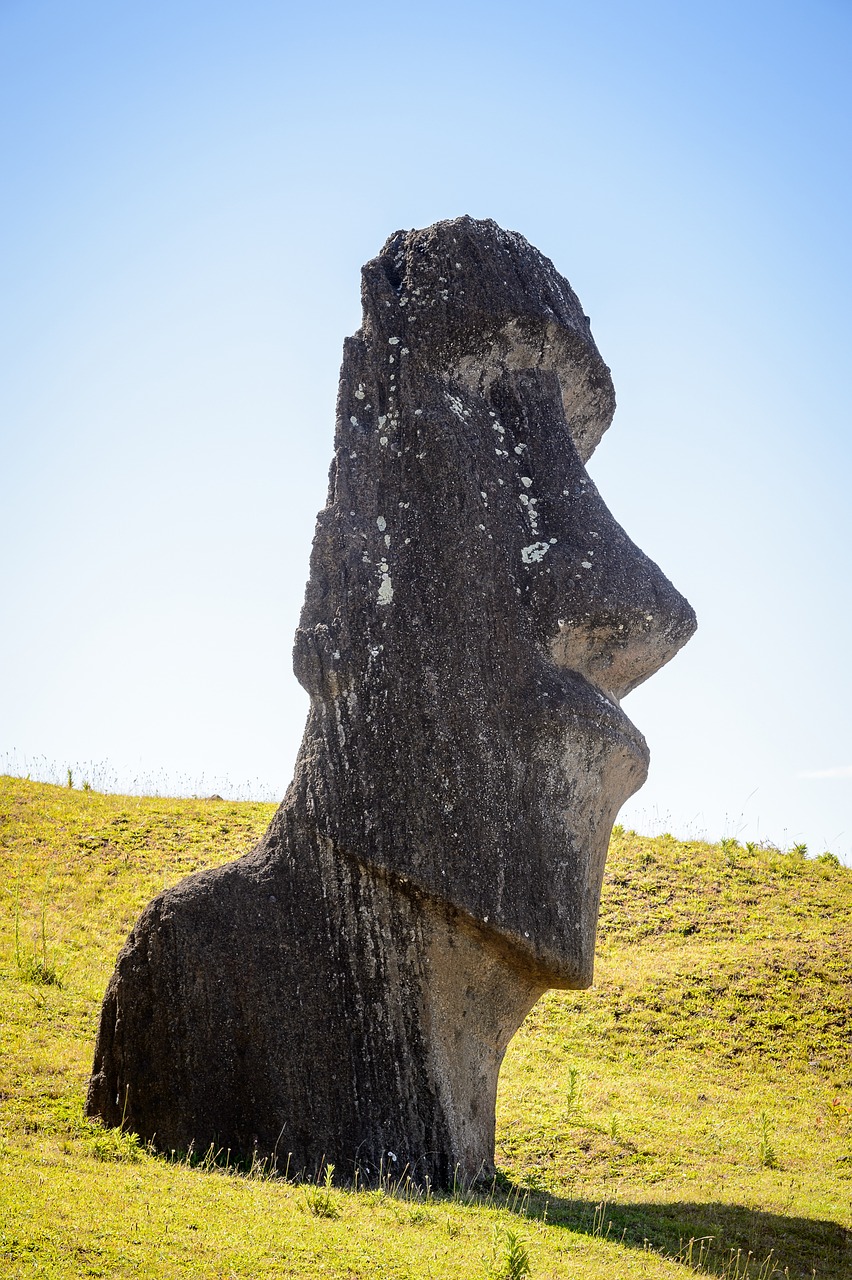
left=294, top=217, right=696, bottom=987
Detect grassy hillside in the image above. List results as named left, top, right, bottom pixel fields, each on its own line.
left=1, top=775, right=850, bottom=1279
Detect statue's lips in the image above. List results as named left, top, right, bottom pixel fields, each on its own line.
left=554, top=667, right=650, bottom=766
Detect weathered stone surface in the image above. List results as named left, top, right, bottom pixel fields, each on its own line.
left=86, top=217, right=696, bottom=1185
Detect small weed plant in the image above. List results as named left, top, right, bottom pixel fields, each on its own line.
left=565, top=1065, right=582, bottom=1111
left=757, top=1112, right=779, bottom=1169
left=721, top=837, right=740, bottom=868
left=12, top=869, right=62, bottom=986
left=489, top=1225, right=531, bottom=1280
left=303, top=1163, right=340, bottom=1218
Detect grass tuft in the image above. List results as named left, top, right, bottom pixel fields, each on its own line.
left=85, top=1124, right=145, bottom=1163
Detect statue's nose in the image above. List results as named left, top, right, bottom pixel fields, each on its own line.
left=548, top=475, right=697, bottom=701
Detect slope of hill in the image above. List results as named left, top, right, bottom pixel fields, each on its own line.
left=1, top=776, right=850, bottom=1278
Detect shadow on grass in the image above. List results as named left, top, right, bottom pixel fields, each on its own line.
left=127, top=1139, right=850, bottom=1278
left=511, top=1187, right=851, bottom=1279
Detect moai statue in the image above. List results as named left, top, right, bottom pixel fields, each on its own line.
left=87, top=217, right=696, bottom=1186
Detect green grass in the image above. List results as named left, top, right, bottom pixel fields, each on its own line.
left=1, top=777, right=850, bottom=1278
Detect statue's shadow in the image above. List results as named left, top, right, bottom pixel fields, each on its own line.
left=496, top=1185, right=851, bottom=1279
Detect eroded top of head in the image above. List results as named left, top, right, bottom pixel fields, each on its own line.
left=360, top=217, right=616, bottom=462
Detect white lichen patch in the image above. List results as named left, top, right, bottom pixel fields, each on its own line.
left=518, top=492, right=540, bottom=534
left=377, top=572, right=394, bottom=605
left=377, top=516, right=387, bottom=532
left=380, top=436, right=389, bottom=446
left=521, top=542, right=551, bottom=564
left=388, top=336, right=400, bottom=345
left=581, top=560, right=593, bottom=569
left=350, top=416, right=359, bottom=426
left=446, top=393, right=468, bottom=420
left=521, top=476, right=532, bottom=488
left=355, top=386, right=365, bottom=400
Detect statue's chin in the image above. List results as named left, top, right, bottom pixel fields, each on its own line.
left=462, top=715, right=649, bottom=989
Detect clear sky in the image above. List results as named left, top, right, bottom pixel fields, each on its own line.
left=2, top=0, right=850, bottom=860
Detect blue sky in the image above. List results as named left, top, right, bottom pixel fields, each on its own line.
left=2, top=0, right=850, bottom=860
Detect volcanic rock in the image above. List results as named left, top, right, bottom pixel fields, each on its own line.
left=86, top=217, right=696, bottom=1185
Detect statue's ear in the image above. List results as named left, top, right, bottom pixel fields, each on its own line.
left=293, top=622, right=341, bottom=698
